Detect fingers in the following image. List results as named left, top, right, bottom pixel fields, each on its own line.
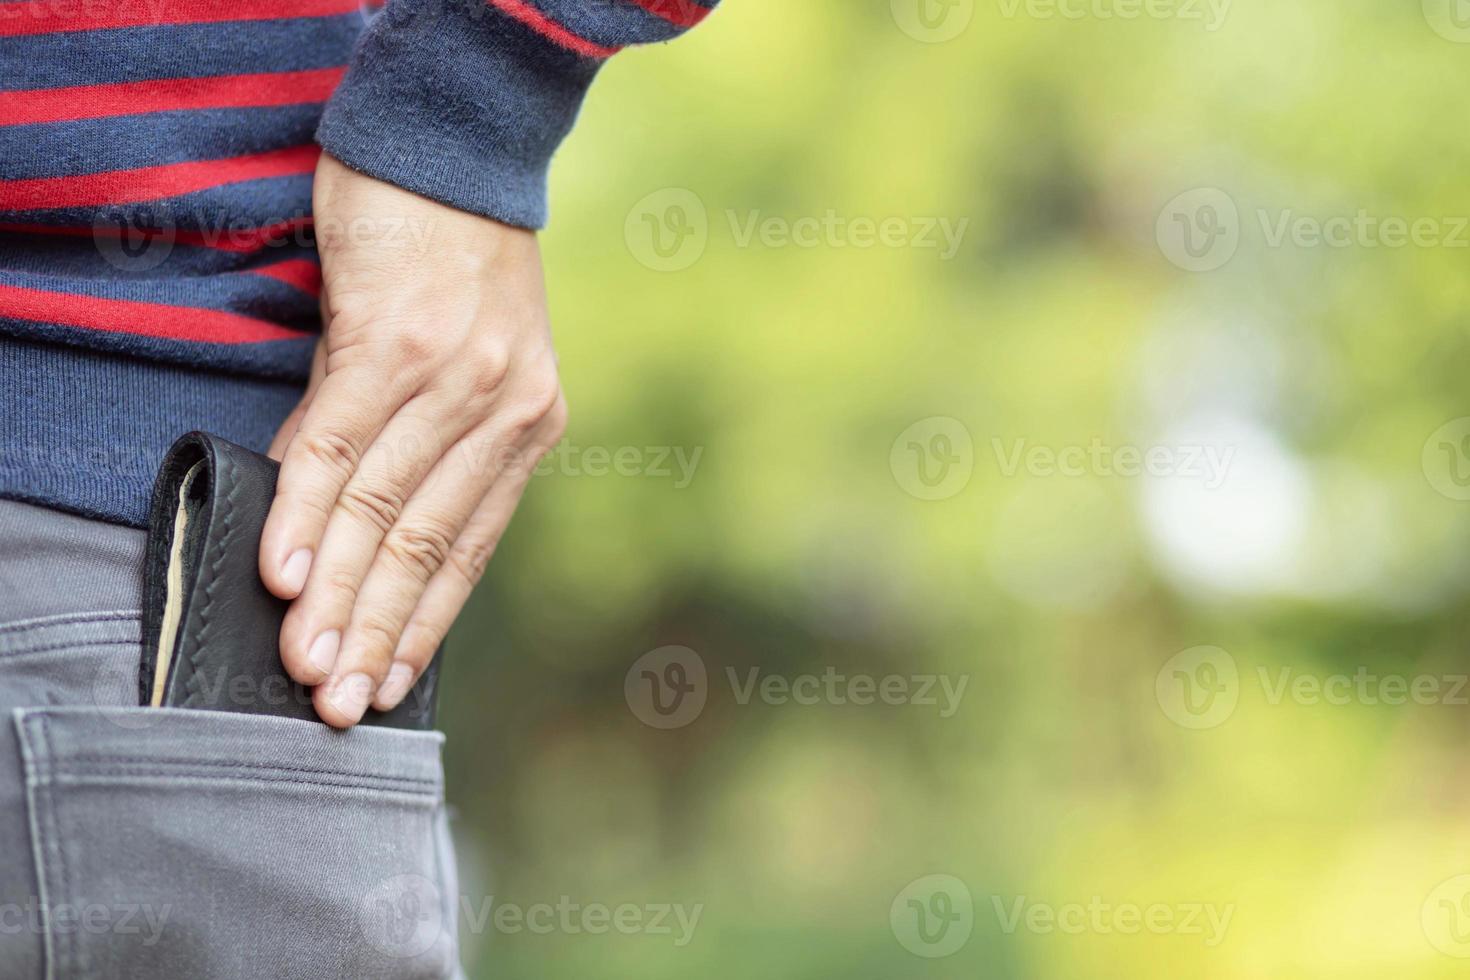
left=276, top=397, right=473, bottom=687
left=371, top=472, right=531, bottom=714
left=317, top=460, right=526, bottom=726
left=258, top=361, right=402, bottom=601
left=283, top=161, right=558, bottom=728
left=316, top=391, right=564, bottom=727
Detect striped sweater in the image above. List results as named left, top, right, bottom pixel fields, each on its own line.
left=0, top=0, right=718, bottom=525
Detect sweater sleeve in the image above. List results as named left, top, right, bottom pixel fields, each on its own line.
left=315, top=0, right=720, bottom=229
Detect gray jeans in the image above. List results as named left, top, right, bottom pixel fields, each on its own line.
left=0, top=499, right=462, bottom=979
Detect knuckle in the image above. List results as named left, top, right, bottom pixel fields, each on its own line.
left=325, top=566, right=364, bottom=603
left=505, top=371, right=562, bottom=443
left=465, top=366, right=508, bottom=404
left=383, top=522, right=455, bottom=582
left=336, top=481, right=404, bottom=534
left=467, top=341, right=512, bottom=400
left=447, top=533, right=498, bottom=587
left=389, top=328, right=438, bottom=370
left=521, top=367, right=562, bottom=421
left=297, top=430, right=360, bottom=482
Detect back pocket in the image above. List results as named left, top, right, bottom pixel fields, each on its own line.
left=16, top=706, right=456, bottom=980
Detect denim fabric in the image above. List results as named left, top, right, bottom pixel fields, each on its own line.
left=0, top=499, right=463, bottom=979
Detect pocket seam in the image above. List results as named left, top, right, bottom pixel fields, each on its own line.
left=31, top=758, right=441, bottom=797
left=0, top=610, right=139, bottom=637
left=43, top=753, right=440, bottom=784
left=23, top=711, right=74, bottom=978
left=0, top=639, right=137, bottom=663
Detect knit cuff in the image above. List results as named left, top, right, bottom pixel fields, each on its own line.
left=316, top=0, right=605, bottom=230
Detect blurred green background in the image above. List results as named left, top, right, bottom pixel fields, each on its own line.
left=443, top=0, right=1470, bottom=976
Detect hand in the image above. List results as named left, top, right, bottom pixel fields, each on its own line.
left=259, top=153, right=566, bottom=728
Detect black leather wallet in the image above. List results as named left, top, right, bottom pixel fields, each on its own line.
left=140, top=432, right=440, bottom=729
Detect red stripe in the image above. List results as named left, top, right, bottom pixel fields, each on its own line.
left=0, top=282, right=308, bottom=343
left=0, top=216, right=315, bottom=253
left=483, top=0, right=620, bottom=58
left=0, top=145, right=320, bottom=211
left=0, top=0, right=360, bottom=37
left=625, top=0, right=710, bottom=28
left=250, top=258, right=321, bottom=295
left=1, top=67, right=346, bottom=126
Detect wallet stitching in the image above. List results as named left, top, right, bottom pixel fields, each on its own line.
left=181, top=453, right=239, bottom=709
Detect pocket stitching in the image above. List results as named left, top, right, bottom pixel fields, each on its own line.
left=37, top=771, right=441, bottom=802
left=44, top=754, right=439, bottom=784
left=0, top=610, right=139, bottom=637
left=33, top=759, right=441, bottom=797
left=32, top=713, right=76, bottom=979
left=0, top=639, right=137, bottom=663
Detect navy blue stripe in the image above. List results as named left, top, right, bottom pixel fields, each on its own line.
left=0, top=267, right=320, bottom=332
left=0, top=15, right=361, bottom=90
left=0, top=233, right=317, bottom=280
left=0, top=106, right=325, bottom=180
left=0, top=317, right=315, bottom=380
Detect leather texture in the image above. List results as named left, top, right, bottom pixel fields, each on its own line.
left=140, top=432, right=440, bottom=729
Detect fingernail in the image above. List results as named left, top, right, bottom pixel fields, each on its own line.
left=375, top=663, right=414, bottom=710
left=281, top=548, right=312, bottom=595
left=326, top=672, right=374, bottom=725
left=307, top=630, right=340, bottom=677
